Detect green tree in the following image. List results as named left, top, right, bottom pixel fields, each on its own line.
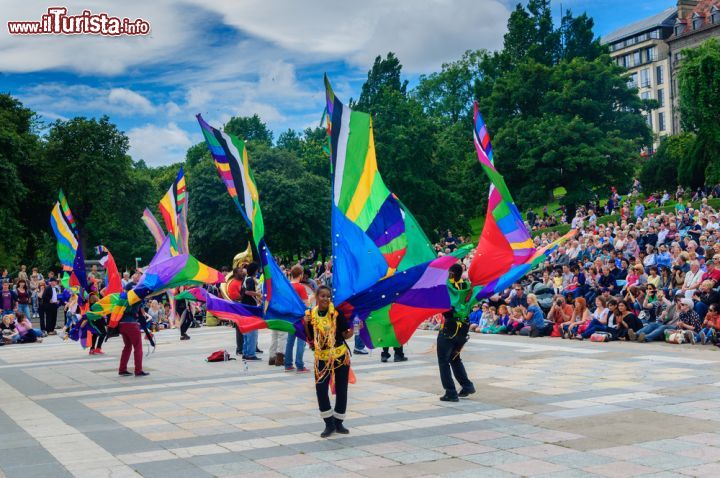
left=678, top=38, right=720, bottom=187
left=44, top=116, right=155, bottom=268
left=640, top=133, right=695, bottom=191
left=353, top=53, right=468, bottom=236
left=482, top=56, right=651, bottom=208
left=224, top=114, right=274, bottom=146
left=0, top=94, right=38, bottom=266
left=414, top=50, right=486, bottom=124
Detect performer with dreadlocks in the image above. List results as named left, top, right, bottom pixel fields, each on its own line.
left=436, top=263, right=476, bottom=402
left=305, top=285, right=353, bottom=438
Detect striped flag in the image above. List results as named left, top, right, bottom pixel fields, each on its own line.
left=50, top=199, right=78, bottom=271
left=158, top=167, right=186, bottom=248
left=142, top=208, right=165, bottom=250
left=197, top=114, right=306, bottom=328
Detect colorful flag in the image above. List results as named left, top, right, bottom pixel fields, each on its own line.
left=58, top=189, right=78, bottom=237
left=50, top=200, right=78, bottom=271
left=468, top=102, right=535, bottom=287
left=468, top=102, right=576, bottom=298
left=197, top=114, right=306, bottom=328
left=141, top=208, right=165, bottom=250
left=325, top=76, right=463, bottom=349
left=158, top=167, right=186, bottom=249
left=91, top=236, right=223, bottom=327
left=95, top=245, right=122, bottom=294
left=175, top=287, right=207, bottom=302
left=204, top=292, right=272, bottom=334
left=324, top=75, right=413, bottom=303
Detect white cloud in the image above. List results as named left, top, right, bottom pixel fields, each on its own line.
left=18, top=83, right=156, bottom=118
left=108, top=88, right=155, bottom=114
left=127, top=122, right=192, bottom=166
left=0, top=1, right=201, bottom=75
left=190, top=0, right=510, bottom=73
left=1, top=0, right=510, bottom=76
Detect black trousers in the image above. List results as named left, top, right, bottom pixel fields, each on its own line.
left=38, top=304, right=48, bottom=332
left=315, top=358, right=349, bottom=420
left=180, top=310, right=192, bottom=336
left=44, top=304, right=59, bottom=332
left=92, top=320, right=107, bottom=349
left=381, top=346, right=404, bottom=357
left=437, top=334, right=473, bottom=398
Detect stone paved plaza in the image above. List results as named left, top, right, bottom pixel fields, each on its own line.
left=3, top=327, right=720, bottom=478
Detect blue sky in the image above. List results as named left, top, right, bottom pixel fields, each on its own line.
left=0, top=0, right=676, bottom=166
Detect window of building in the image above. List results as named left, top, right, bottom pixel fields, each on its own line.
left=641, top=91, right=650, bottom=100
left=633, top=51, right=642, bottom=66
left=659, top=112, right=666, bottom=132
left=646, top=114, right=653, bottom=128
left=640, top=68, right=651, bottom=88
left=657, top=88, right=664, bottom=107
left=675, top=20, right=686, bottom=36
left=646, top=47, right=656, bottom=62
left=712, top=6, right=719, bottom=25
left=656, top=65, right=664, bottom=85
left=692, top=13, right=704, bottom=30
left=649, top=29, right=660, bottom=39
left=627, top=73, right=638, bottom=88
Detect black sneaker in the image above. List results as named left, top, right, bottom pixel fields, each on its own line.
left=393, top=356, right=408, bottom=362
left=354, top=349, right=369, bottom=355
left=440, top=394, right=459, bottom=402
left=243, top=356, right=261, bottom=361
left=135, top=371, right=150, bottom=377
left=458, top=387, right=476, bottom=398
left=380, top=353, right=390, bottom=363
left=118, top=371, right=132, bottom=377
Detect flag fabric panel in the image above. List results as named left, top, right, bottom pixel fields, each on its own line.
left=196, top=114, right=306, bottom=328
left=469, top=102, right=536, bottom=287
left=50, top=200, right=78, bottom=271
left=339, top=255, right=459, bottom=348
left=90, top=236, right=223, bottom=327
left=467, top=103, right=577, bottom=299
left=158, top=167, right=186, bottom=250
left=142, top=208, right=166, bottom=250
left=324, top=75, right=413, bottom=304
left=95, top=245, right=122, bottom=294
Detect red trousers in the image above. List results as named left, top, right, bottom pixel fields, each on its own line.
left=119, top=322, right=143, bottom=374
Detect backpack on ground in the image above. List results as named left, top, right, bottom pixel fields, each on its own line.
left=206, top=349, right=235, bottom=362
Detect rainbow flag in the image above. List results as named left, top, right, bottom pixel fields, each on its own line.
left=205, top=292, right=275, bottom=334
left=91, top=235, right=223, bottom=327
left=158, top=167, right=186, bottom=252
left=197, top=115, right=306, bottom=328
left=58, top=189, right=78, bottom=237
left=175, top=287, right=207, bottom=302
left=142, top=208, right=165, bottom=250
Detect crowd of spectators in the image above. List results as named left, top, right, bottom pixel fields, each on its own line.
left=4, top=180, right=720, bottom=350
left=455, top=180, right=720, bottom=346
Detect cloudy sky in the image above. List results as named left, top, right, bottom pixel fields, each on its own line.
left=0, top=0, right=674, bottom=166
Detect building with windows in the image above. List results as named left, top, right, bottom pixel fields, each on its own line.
left=603, top=8, right=677, bottom=146
left=667, top=0, right=720, bottom=133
